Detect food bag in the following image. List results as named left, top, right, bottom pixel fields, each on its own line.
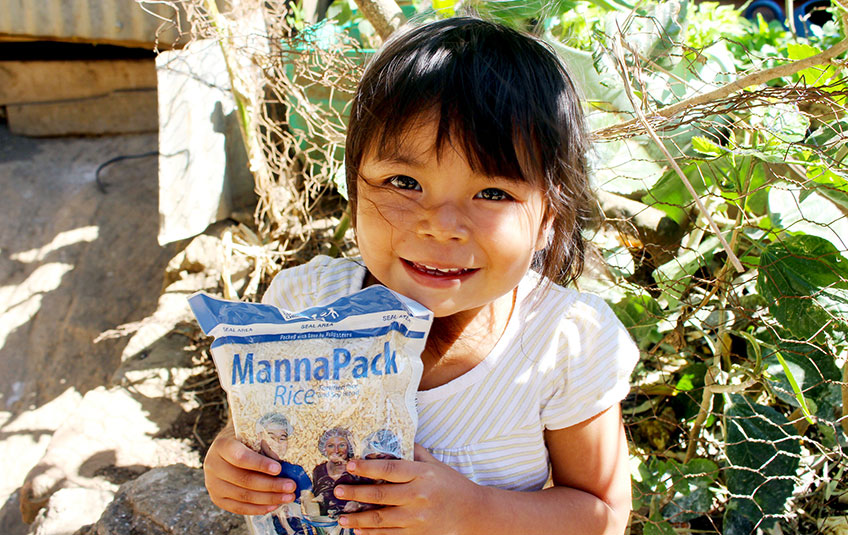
left=189, top=285, right=432, bottom=535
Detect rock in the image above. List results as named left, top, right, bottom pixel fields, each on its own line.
left=19, top=387, right=199, bottom=523
left=156, top=39, right=256, bottom=245
left=30, top=488, right=115, bottom=535
left=77, top=465, right=248, bottom=535
left=16, top=221, right=236, bottom=525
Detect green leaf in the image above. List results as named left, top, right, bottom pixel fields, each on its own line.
left=723, top=395, right=802, bottom=534
left=602, top=245, right=635, bottom=278
left=644, top=512, right=678, bottom=535
left=469, top=0, right=568, bottom=28
left=671, top=363, right=708, bottom=421
left=676, top=363, right=707, bottom=392
left=432, top=0, right=457, bottom=15
left=592, top=137, right=667, bottom=195
left=774, top=351, right=814, bottom=423
left=768, top=184, right=848, bottom=248
left=653, top=236, right=720, bottom=306
left=761, top=340, right=842, bottom=420
left=750, top=103, right=810, bottom=145
left=641, top=164, right=711, bottom=224
left=613, top=293, right=663, bottom=348
left=788, top=43, right=839, bottom=87
left=661, top=459, right=720, bottom=523
left=757, top=234, right=848, bottom=344
left=691, top=135, right=724, bottom=157
left=807, top=163, right=848, bottom=212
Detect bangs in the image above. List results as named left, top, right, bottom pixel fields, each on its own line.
left=349, top=19, right=574, bottom=187
left=370, top=107, right=534, bottom=185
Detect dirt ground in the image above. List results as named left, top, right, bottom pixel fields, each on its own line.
left=0, top=124, right=183, bottom=533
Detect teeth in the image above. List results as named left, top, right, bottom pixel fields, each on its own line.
left=415, top=263, right=465, bottom=274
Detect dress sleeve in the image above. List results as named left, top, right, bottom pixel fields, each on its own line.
left=260, top=259, right=317, bottom=311
left=541, top=293, right=639, bottom=430
left=261, top=256, right=366, bottom=311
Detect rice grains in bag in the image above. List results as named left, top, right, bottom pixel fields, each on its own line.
left=189, top=285, right=432, bottom=535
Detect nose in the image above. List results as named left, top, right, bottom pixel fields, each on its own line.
left=415, top=201, right=469, bottom=242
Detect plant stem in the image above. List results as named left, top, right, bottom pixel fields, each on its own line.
left=685, top=365, right=716, bottom=462
left=842, top=358, right=848, bottom=436
left=327, top=212, right=351, bottom=258
left=786, top=0, right=796, bottom=36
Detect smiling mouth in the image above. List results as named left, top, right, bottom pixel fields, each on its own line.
left=404, top=260, right=477, bottom=277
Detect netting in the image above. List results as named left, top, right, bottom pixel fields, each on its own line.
left=143, top=1, right=848, bottom=533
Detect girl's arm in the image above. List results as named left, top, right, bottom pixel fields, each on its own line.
left=203, top=419, right=296, bottom=515
left=334, top=404, right=631, bottom=535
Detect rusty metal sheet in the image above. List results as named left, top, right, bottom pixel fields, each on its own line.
left=0, top=0, right=186, bottom=49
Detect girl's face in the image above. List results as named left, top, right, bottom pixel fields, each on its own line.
left=355, top=118, right=550, bottom=319
left=324, top=436, right=349, bottom=463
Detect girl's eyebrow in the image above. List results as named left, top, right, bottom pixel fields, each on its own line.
left=374, top=152, right=425, bottom=167
left=373, top=142, right=437, bottom=167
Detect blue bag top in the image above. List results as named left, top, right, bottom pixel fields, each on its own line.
left=188, top=285, right=431, bottom=335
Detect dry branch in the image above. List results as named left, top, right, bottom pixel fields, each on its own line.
left=611, top=30, right=746, bottom=273
left=353, top=0, right=405, bottom=39
left=596, top=35, right=848, bottom=139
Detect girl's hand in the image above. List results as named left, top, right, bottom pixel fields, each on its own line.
left=334, top=444, right=485, bottom=535
left=203, top=423, right=295, bottom=515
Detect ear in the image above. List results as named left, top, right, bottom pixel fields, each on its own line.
left=534, top=217, right=553, bottom=252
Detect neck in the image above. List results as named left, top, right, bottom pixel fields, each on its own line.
left=419, top=290, right=515, bottom=389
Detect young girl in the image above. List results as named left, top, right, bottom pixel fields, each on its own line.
left=203, top=16, right=639, bottom=535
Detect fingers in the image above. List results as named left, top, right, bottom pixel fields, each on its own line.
left=212, top=479, right=288, bottom=510
left=334, top=482, right=407, bottom=507
left=215, top=436, right=282, bottom=476
left=212, top=497, right=282, bottom=516
left=206, top=453, right=293, bottom=493
left=345, top=458, right=419, bottom=484
left=204, top=435, right=295, bottom=515
left=339, top=506, right=413, bottom=531
left=412, top=443, right=439, bottom=463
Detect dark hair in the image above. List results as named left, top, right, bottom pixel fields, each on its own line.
left=346, top=16, right=592, bottom=286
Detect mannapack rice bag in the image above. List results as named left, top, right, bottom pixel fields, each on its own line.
left=189, top=285, right=432, bottom=535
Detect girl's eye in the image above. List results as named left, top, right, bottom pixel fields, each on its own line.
left=387, top=175, right=420, bottom=190
left=476, top=188, right=512, bottom=201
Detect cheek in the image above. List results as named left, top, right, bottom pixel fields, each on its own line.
left=357, top=188, right=419, bottom=230
left=355, top=198, right=415, bottom=255
left=479, top=205, right=544, bottom=243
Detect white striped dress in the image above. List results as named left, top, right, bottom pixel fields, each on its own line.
left=262, top=255, right=639, bottom=492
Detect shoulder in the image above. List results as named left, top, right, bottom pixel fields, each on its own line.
left=262, top=256, right=367, bottom=310
left=531, top=281, right=639, bottom=429
left=521, top=274, right=616, bottom=334
left=518, top=274, right=637, bottom=374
